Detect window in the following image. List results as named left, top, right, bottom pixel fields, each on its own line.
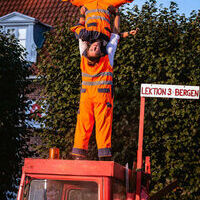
left=25, top=179, right=98, bottom=200
left=68, top=188, right=98, bottom=200
left=6, top=26, right=27, bottom=49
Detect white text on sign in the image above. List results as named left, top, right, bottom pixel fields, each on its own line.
left=141, top=84, right=199, bottom=99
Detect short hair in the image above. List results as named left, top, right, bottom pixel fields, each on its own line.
left=86, top=40, right=106, bottom=66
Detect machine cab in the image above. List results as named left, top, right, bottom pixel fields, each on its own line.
left=18, top=158, right=130, bottom=200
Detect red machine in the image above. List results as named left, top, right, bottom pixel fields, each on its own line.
left=18, top=83, right=195, bottom=200
left=17, top=158, right=150, bottom=200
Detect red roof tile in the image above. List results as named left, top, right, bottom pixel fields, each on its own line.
left=0, top=0, right=79, bottom=26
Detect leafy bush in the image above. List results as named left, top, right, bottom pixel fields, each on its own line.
left=0, top=33, right=32, bottom=199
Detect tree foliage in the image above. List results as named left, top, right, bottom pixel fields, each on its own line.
left=0, top=33, right=31, bottom=199
left=35, top=1, right=200, bottom=199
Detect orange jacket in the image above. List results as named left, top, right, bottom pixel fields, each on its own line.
left=62, top=0, right=133, bottom=8
left=80, top=52, right=113, bottom=103
left=64, top=0, right=134, bottom=42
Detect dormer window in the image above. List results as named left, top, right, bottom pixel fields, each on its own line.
left=0, top=12, right=51, bottom=63
left=6, top=26, right=27, bottom=48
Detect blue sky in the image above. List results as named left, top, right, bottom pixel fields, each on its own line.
left=129, top=0, right=200, bottom=16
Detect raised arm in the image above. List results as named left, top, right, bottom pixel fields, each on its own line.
left=78, top=7, right=87, bottom=56
left=112, top=8, right=120, bottom=34
left=112, top=7, right=139, bottom=38
left=79, top=6, right=86, bottom=25
left=79, top=39, right=87, bottom=57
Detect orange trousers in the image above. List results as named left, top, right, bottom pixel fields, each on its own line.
left=72, top=99, right=113, bottom=158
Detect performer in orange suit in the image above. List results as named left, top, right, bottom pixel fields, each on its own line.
left=62, top=0, right=134, bottom=43
left=62, top=0, right=133, bottom=7
left=71, top=9, right=138, bottom=160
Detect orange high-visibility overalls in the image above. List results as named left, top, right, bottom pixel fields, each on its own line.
left=64, top=0, right=133, bottom=42
left=72, top=46, right=115, bottom=158
left=62, top=0, right=133, bottom=7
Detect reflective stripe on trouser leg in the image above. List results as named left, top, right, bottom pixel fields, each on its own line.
left=94, top=100, right=113, bottom=157
left=72, top=148, right=88, bottom=157
left=72, top=100, right=94, bottom=156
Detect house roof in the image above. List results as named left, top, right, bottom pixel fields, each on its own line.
left=0, top=0, right=79, bottom=26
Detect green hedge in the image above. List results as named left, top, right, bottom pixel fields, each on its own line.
left=0, top=33, right=31, bottom=199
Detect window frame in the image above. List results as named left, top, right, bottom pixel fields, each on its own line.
left=24, top=177, right=101, bottom=200
left=5, top=25, right=27, bottom=49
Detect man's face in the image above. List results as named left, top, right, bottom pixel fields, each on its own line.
left=87, top=41, right=101, bottom=58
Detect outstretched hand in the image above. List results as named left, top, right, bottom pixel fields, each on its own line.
left=129, top=28, right=140, bottom=36
left=121, top=28, right=139, bottom=38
